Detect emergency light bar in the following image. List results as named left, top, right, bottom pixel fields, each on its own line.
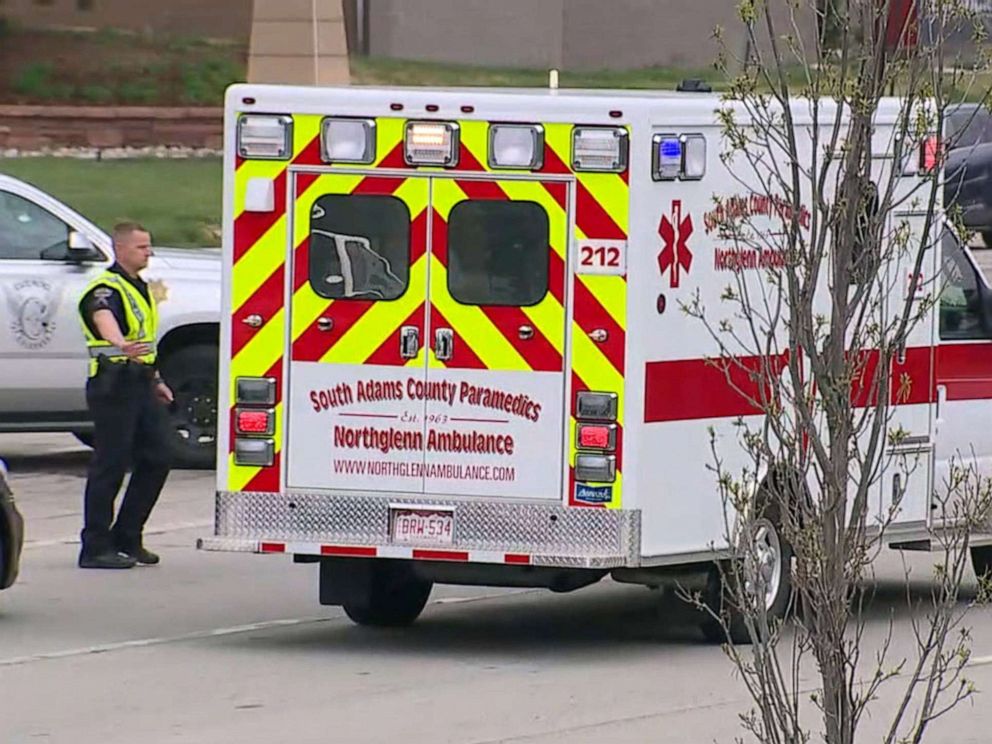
left=237, top=114, right=293, bottom=160
left=321, top=117, right=376, bottom=164
left=652, top=133, right=706, bottom=181
left=572, top=127, right=628, bottom=173
left=404, top=121, right=460, bottom=167
left=489, top=124, right=544, bottom=169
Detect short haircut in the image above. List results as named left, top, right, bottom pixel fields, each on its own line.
left=112, top=222, right=150, bottom=245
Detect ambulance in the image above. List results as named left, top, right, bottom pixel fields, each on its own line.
left=199, top=81, right=992, bottom=635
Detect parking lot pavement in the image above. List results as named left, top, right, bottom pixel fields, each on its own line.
left=3, top=433, right=992, bottom=744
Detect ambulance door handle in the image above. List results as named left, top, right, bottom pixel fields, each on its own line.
left=400, top=326, right=420, bottom=359
left=434, top=328, right=454, bottom=361
left=518, top=325, right=534, bottom=340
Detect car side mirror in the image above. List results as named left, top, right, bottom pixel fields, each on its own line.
left=67, top=231, right=101, bottom=262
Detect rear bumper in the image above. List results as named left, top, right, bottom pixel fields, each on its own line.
left=199, top=490, right=641, bottom=569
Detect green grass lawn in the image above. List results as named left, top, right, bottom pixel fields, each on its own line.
left=0, top=158, right=222, bottom=247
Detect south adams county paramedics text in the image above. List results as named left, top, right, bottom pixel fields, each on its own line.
left=308, top=378, right=543, bottom=423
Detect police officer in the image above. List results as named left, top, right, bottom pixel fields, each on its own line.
left=77, top=222, right=174, bottom=569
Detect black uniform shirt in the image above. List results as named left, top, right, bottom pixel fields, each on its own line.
left=80, top=263, right=151, bottom=340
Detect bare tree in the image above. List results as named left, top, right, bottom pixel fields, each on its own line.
left=683, top=1, right=992, bottom=742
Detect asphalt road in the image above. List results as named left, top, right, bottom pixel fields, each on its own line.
left=3, top=433, right=992, bottom=744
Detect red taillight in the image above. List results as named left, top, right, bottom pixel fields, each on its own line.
left=920, top=136, right=941, bottom=172
left=576, top=423, right=616, bottom=451
left=236, top=409, right=272, bottom=434
left=579, top=425, right=610, bottom=448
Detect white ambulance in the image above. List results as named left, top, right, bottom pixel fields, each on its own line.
left=199, top=81, right=992, bottom=635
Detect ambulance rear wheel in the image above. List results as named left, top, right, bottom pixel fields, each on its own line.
left=700, top=516, right=793, bottom=645
left=971, top=546, right=992, bottom=583
left=342, top=562, right=433, bottom=627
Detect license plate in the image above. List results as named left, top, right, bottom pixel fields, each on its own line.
left=390, top=508, right=454, bottom=546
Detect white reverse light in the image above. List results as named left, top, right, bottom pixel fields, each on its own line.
left=572, top=126, right=628, bottom=173
left=489, top=124, right=544, bottom=169
left=405, top=121, right=460, bottom=167
left=322, top=117, right=376, bottom=164
left=237, top=114, right=292, bottom=160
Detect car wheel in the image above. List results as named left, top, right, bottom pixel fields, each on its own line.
left=700, top=515, right=793, bottom=644
left=158, top=343, right=219, bottom=470
left=341, top=561, right=433, bottom=627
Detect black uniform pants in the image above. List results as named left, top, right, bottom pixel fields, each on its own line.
left=81, top=362, right=172, bottom=557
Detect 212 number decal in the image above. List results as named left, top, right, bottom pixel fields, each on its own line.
left=576, top=240, right=627, bottom=275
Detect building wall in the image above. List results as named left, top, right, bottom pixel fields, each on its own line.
left=366, top=0, right=815, bottom=71
left=367, top=0, right=564, bottom=69
left=0, top=0, right=254, bottom=40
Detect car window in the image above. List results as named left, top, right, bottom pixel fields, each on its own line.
left=0, top=191, right=70, bottom=261
left=939, top=228, right=988, bottom=340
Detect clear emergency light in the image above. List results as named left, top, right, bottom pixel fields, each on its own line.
left=404, top=121, right=460, bottom=167
left=237, top=114, right=293, bottom=160
left=572, top=127, right=628, bottom=172
left=234, top=438, right=274, bottom=467
left=321, top=117, right=376, bottom=164
left=576, top=391, right=618, bottom=421
left=489, top=124, right=544, bottom=169
left=236, top=377, right=277, bottom=405
left=575, top=454, right=617, bottom=483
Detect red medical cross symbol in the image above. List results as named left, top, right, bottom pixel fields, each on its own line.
left=657, top=200, right=693, bottom=288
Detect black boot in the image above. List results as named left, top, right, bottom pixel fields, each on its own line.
left=79, top=550, right=137, bottom=569
left=118, top=544, right=160, bottom=565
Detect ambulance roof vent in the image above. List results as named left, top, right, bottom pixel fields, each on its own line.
left=676, top=79, right=712, bottom=93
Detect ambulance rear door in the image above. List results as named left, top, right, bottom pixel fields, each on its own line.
left=423, top=177, right=570, bottom=499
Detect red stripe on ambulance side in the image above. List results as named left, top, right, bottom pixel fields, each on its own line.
left=375, top=142, right=408, bottom=170
left=321, top=545, right=378, bottom=557
left=644, top=355, right=789, bottom=423
left=293, top=236, right=310, bottom=292
left=352, top=176, right=406, bottom=196
left=412, top=549, right=469, bottom=561
left=937, top=343, right=992, bottom=401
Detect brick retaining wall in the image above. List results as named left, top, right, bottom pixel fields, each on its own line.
left=0, top=106, right=223, bottom=151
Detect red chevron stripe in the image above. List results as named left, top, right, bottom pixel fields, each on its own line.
left=455, top=177, right=505, bottom=200
left=430, top=304, right=486, bottom=369
left=409, top=209, right=428, bottom=264
left=547, top=249, right=566, bottom=306
left=542, top=142, right=571, bottom=175
left=353, top=176, right=406, bottom=195
left=572, top=277, right=625, bottom=375
left=233, top=171, right=287, bottom=263
left=575, top=180, right=626, bottom=240
left=478, top=305, right=562, bottom=372
left=376, top=142, right=408, bottom=170
left=292, top=299, right=375, bottom=362
left=293, top=236, right=310, bottom=292
left=363, top=304, right=426, bottom=367
left=231, top=265, right=285, bottom=357
left=544, top=181, right=568, bottom=212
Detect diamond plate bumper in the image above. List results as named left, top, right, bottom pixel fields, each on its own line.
left=200, top=490, right=642, bottom=569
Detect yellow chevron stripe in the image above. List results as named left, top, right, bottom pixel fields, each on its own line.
left=459, top=121, right=492, bottom=171
left=428, top=255, right=529, bottom=371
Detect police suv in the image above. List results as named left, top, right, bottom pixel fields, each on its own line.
left=0, top=173, right=221, bottom=468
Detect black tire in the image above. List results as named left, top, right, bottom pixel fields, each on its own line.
left=971, top=546, right=992, bottom=582
left=700, top=516, right=793, bottom=645
left=157, top=343, right=219, bottom=470
left=982, top=232, right=992, bottom=249
left=342, top=561, right=433, bottom=627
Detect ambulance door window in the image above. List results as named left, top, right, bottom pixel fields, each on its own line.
left=308, top=194, right=410, bottom=301
left=939, top=228, right=988, bottom=340
left=446, top=200, right=549, bottom=306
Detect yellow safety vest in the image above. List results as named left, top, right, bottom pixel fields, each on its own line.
left=78, top=271, right=158, bottom=377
